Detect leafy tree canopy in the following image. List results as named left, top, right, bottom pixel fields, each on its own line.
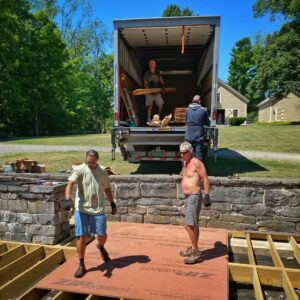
left=162, top=4, right=193, bottom=17
left=253, top=0, right=300, bottom=21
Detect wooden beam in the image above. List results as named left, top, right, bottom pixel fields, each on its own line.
left=0, top=243, right=7, bottom=254
left=252, top=268, right=264, bottom=300
left=228, top=262, right=252, bottom=283
left=286, top=269, right=300, bottom=288
left=230, top=262, right=300, bottom=288
left=0, top=244, right=25, bottom=269
left=0, top=249, right=66, bottom=300
left=289, top=236, right=300, bottom=266
left=17, top=287, right=50, bottom=300
left=50, top=290, right=84, bottom=300
left=267, top=234, right=284, bottom=268
left=282, top=271, right=298, bottom=300
left=0, top=246, right=45, bottom=286
left=246, top=233, right=256, bottom=265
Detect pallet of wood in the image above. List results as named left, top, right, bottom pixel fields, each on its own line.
left=174, top=107, right=186, bottom=123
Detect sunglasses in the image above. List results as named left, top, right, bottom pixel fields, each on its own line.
left=180, top=151, right=189, bottom=154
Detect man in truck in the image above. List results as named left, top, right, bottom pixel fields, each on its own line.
left=143, top=59, right=165, bottom=123
left=179, top=141, right=211, bottom=264
left=185, top=95, right=209, bottom=161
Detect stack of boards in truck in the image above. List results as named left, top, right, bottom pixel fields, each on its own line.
left=111, top=16, right=220, bottom=163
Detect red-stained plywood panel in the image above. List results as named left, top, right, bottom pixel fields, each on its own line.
left=37, top=223, right=228, bottom=299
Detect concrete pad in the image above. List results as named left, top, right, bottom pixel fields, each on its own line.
left=37, top=223, right=228, bottom=299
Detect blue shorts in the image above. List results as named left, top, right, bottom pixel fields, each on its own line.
left=74, top=210, right=107, bottom=237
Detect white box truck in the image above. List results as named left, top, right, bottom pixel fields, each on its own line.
left=111, top=16, right=220, bottom=162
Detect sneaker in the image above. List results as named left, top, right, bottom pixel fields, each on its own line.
left=179, top=246, right=193, bottom=257
left=184, top=250, right=202, bottom=264
left=97, top=244, right=111, bottom=262
left=74, top=265, right=86, bottom=278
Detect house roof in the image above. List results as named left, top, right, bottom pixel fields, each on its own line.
left=257, top=97, right=271, bottom=107
left=218, top=79, right=249, bottom=104
left=257, top=92, right=300, bottom=107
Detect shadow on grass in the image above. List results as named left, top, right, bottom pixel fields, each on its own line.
left=206, top=148, right=267, bottom=177
left=131, top=148, right=267, bottom=176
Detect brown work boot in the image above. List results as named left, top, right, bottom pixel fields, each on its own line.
left=184, top=250, right=202, bottom=264
left=74, top=265, right=86, bottom=278
left=97, top=244, right=111, bottom=262
left=179, top=246, right=193, bottom=257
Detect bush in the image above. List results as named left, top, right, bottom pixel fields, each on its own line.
left=256, top=121, right=300, bottom=125
left=229, top=117, right=246, bottom=126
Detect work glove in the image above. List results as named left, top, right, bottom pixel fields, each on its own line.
left=111, top=201, right=117, bottom=215
left=203, top=194, right=211, bottom=208
left=62, top=197, right=73, bottom=211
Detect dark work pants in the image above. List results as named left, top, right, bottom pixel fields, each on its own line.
left=186, top=139, right=204, bottom=161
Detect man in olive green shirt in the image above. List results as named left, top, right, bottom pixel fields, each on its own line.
left=65, top=150, right=117, bottom=278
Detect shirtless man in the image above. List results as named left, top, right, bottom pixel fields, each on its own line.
left=179, top=141, right=211, bottom=264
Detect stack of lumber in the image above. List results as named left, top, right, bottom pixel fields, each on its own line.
left=4, top=158, right=46, bottom=173
left=174, top=107, right=186, bottom=123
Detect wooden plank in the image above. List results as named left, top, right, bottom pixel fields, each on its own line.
left=282, top=271, right=298, bottom=300
left=51, top=290, right=85, bottom=300
left=124, top=88, right=138, bottom=125
left=289, top=236, right=300, bottom=266
left=0, top=246, right=45, bottom=286
left=252, top=268, right=264, bottom=300
left=229, top=263, right=299, bottom=287
left=286, top=269, right=300, bottom=288
left=0, top=244, right=25, bottom=268
left=0, top=249, right=66, bottom=300
left=17, top=287, right=50, bottom=300
left=228, top=262, right=253, bottom=283
left=267, top=234, right=284, bottom=268
left=132, top=87, right=176, bottom=96
left=121, top=90, right=132, bottom=118
left=246, top=233, right=256, bottom=265
left=0, top=243, right=7, bottom=254
left=247, top=231, right=300, bottom=242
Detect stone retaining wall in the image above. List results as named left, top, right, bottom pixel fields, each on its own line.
left=1, top=174, right=299, bottom=241
left=108, top=175, right=300, bottom=234
left=0, top=175, right=69, bottom=244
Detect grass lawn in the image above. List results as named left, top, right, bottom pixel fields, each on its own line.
left=1, top=151, right=299, bottom=179
left=2, top=124, right=300, bottom=153
left=218, top=124, right=300, bottom=153
left=1, top=134, right=111, bottom=147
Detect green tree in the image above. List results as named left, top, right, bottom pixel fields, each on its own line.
left=253, top=0, right=300, bottom=21
left=249, top=0, right=300, bottom=101
left=248, top=22, right=300, bottom=100
left=228, top=37, right=255, bottom=98
left=162, top=4, right=193, bottom=17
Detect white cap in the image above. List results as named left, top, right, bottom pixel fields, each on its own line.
left=180, top=142, right=193, bottom=152
left=192, top=95, right=201, bottom=102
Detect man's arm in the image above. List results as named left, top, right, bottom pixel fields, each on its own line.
left=63, top=180, right=75, bottom=210
left=105, top=188, right=117, bottom=215
left=196, top=160, right=209, bottom=194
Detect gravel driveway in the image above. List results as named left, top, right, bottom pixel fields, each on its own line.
left=1, top=144, right=300, bottom=161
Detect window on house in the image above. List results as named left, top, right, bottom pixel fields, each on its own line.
left=233, top=109, right=239, bottom=117
left=217, top=93, right=221, bottom=103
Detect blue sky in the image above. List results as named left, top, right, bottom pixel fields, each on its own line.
left=91, top=0, right=283, bottom=81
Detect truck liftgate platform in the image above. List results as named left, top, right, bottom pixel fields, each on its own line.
left=0, top=223, right=299, bottom=299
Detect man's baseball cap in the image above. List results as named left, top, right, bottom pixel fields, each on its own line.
left=179, top=142, right=193, bottom=152
left=192, top=94, right=201, bottom=102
